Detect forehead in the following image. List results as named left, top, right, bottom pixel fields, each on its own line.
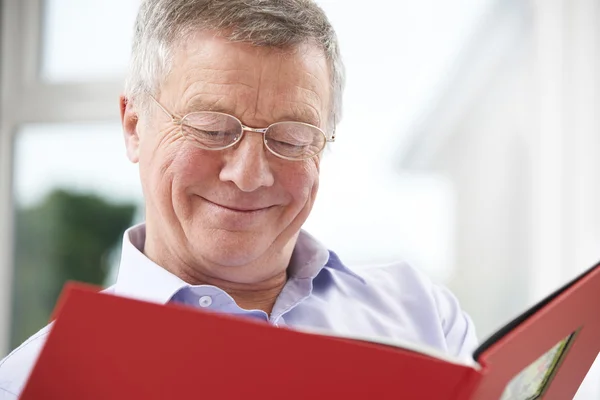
left=160, top=31, right=331, bottom=127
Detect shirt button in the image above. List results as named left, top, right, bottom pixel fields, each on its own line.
left=198, top=295, right=212, bottom=308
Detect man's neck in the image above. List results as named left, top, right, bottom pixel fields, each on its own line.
left=143, top=230, right=291, bottom=315
left=208, top=273, right=288, bottom=315
left=172, top=263, right=288, bottom=315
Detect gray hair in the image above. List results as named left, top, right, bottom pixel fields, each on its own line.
left=124, top=0, right=345, bottom=132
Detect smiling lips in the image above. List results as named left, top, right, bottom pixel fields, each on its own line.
left=202, top=197, right=272, bottom=213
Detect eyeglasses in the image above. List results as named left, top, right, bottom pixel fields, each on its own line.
left=147, top=94, right=335, bottom=161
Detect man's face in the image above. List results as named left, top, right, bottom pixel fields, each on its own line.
left=123, top=32, right=331, bottom=283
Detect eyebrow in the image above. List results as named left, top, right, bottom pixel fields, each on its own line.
left=185, top=96, right=229, bottom=114
left=277, top=108, right=321, bottom=127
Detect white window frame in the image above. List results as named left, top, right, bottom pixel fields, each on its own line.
left=0, top=0, right=125, bottom=354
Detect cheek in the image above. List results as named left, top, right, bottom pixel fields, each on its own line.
left=139, top=134, right=215, bottom=201
left=278, top=160, right=320, bottom=206
left=139, top=126, right=180, bottom=176
left=168, top=148, right=223, bottom=200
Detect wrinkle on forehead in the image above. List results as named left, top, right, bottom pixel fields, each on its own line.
left=187, top=94, right=228, bottom=113
left=163, top=32, right=331, bottom=129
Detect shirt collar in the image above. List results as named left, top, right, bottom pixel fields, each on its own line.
left=112, top=223, right=365, bottom=304
left=112, top=224, right=189, bottom=304
left=325, top=249, right=366, bottom=284
left=289, top=229, right=366, bottom=284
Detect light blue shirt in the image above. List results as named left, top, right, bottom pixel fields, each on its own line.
left=0, top=223, right=478, bottom=398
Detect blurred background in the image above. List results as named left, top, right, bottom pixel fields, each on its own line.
left=0, top=0, right=599, bottom=397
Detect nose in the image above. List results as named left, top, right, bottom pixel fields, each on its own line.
left=218, top=131, right=275, bottom=192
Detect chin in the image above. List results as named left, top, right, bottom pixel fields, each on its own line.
left=193, top=228, right=276, bottom=267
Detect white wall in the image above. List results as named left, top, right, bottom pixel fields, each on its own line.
left=399, top=0, right=600, bottom=397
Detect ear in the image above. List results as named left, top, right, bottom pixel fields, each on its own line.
left=120, top=95, right=141, bottom=163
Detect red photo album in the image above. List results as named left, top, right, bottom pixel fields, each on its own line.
left=20, top=262, right=600, bottom=400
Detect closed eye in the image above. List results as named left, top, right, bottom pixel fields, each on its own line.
left=269, top=139, right=309, bottom=148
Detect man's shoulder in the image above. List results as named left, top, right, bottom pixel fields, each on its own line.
left=0, top=323, right=53, bottom=397
left=352, top=260, right=465, bottom=310
left=325, top=259, right=478, bottom=358
left=343, top=259, right=438, bottom=294
left=0, top=285, right=115, bottom=397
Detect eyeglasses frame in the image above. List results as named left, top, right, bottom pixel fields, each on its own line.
left=147, top=94, right=335, bottom=161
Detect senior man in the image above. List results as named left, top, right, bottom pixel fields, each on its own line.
left=0, top=0, right=477, bottom=396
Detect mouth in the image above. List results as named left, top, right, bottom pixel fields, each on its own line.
left=201, top=197, right=273, bottom=213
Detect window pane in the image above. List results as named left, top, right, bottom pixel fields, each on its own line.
left=11, top=122, right=143, bottom=349
left=14, top=122, right=142, bottom=206
left=40, top=0, right=141, bottom=82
